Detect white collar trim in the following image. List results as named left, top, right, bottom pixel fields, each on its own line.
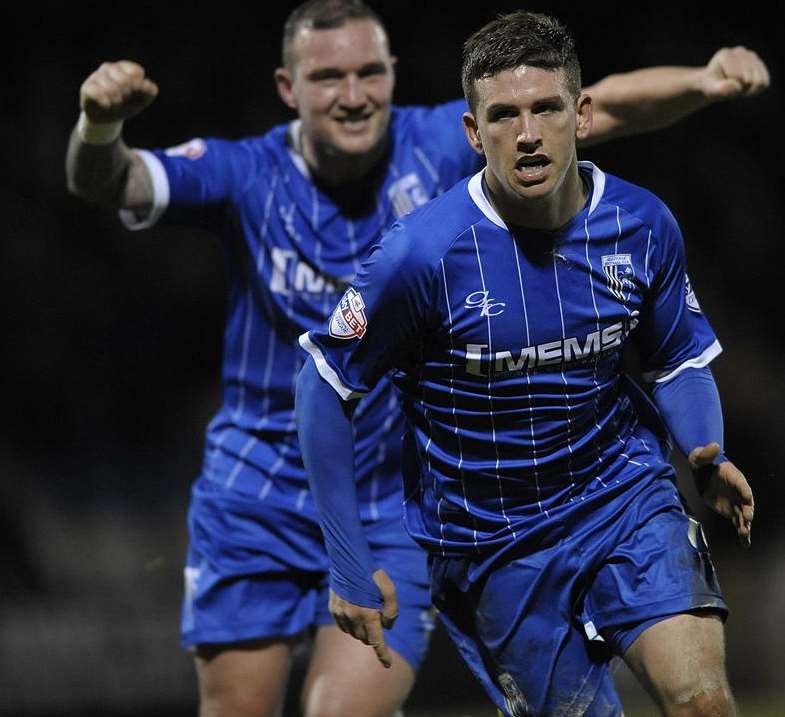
left=287, top=120, right=311, bottom=179
left=467, top=161, right=607, bottom=226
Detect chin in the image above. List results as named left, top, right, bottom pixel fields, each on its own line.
left=334, top=131, right=386, bottom=158
left=511, top=180, right=554, bottom=202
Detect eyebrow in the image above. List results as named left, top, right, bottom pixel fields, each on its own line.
left=307, top=62, right=387, bottom=81
left=485, top=95, right=565, bottom=115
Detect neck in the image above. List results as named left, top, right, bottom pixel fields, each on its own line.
left=486, top=162, right=587, bottom=231
left=300, top=129, right=387, bottom=187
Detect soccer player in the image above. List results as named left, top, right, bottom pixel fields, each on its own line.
left=296, top=10, right=755, bottom=717
left=66, top=2, right=766, bottom=716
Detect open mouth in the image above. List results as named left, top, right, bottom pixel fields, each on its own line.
left=515, top=155, right=550, bottom=183
left=335, top=114, right=374, bottom=130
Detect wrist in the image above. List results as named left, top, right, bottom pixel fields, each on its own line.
left=77, top=111, right=123, bottom=145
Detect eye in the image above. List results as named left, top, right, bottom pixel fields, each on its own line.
left=533, top=101, right=563, bottom=115
left=488, top=107, right=518, bottom=122
left=309, top=70, right=344, bottom=83
left=358, top=64, right=387, bottom=79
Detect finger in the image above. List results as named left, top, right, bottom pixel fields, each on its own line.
left=106, top=63, right=136, bottom=87
left=90, top=74, right=126, bottom=106
left=372, top=569, right=399, bottom=629
left=139, top=78, right=159, bottom=98
left=115, top=60, right=146, bottom=80
left=730, top=48, right=769, bottom=96
left=688, top=442, right=721, bottom=470
left=741, top=502, right=755, bottom=523
left=81, top=76, right=116, bottom=107
left=738, top=521, right=751, bottom=549
left=366, top=620, right=392, bottom=668
left=380, top=589, right=399, bottom=630
left=332, top=611, right=354, bottom=637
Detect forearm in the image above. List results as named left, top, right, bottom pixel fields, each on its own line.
left=651, top=365, right=726, bottom=463
left=65, top=125, right=148, bottom=209
left=583, top=66, right=710, bottom=145
left=296, top=357, right=382, bottom=609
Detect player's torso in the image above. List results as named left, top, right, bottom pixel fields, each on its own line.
left=398, top=169, right=662, bottom=548
left=207, top=109, right=475, bottom=506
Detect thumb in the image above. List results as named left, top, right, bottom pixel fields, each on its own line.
left=373, top=569, right=399, bottom=629
left=688, top=442, right=722, bottom=470
left=705, top=77, right=744, bottom=100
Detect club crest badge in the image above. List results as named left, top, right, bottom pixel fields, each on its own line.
left=602, top=253, right=634, bottom=302
left=329, top=287, right=368, bottom=340
left=164, top=138, right=207, bottom=160
left=387, top=173, right=429, bottom=218
left=685, top=274, right=702, bottom=313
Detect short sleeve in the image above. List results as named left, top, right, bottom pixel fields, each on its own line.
left=635, top=207, right=721, bottom=383
left=299, top=223, right=435, bottom=399
left=120, top=137, right=263, bottom=230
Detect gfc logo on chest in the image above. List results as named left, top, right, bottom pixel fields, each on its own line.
left=464, top=290, right=506, bottom=317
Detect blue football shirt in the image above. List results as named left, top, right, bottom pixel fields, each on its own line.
left=121, top=100, right=481, bottom=568
left=302, top=162, right=721, bottom=575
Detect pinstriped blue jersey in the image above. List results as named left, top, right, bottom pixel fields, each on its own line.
left=302, top=163, right=721, bottom=568
left=124, top=100, right=479, bottom=553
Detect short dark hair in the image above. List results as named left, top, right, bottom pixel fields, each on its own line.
left=282, top=0, right=387, bottom=69
left=461, top=11, right=582, bottom=112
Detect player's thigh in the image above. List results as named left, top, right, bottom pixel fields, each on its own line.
left=301, top=624, right=414, bottom=717
left=623, top=611, right=736, bottom=717
left=431, top=553, right=622, bottom=717
left=194, top=637, right=296, bottom=717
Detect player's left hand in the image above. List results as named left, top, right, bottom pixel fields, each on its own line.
left=701, top=46, right=770, bottom=101
left=328, top=569, right=399, bottom=668
left=689, top=442, right=754, bottom=548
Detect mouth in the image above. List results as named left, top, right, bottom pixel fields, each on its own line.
left=334, top=113, right=375, bottom=133
left=514, top=155, right=551, bottom=184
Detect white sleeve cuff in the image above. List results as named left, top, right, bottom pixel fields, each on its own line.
left=298, top=333, right=365, bottom=401
left=643, top=339, right=723, bottom=384
left=118, top=150, right=170, bottom=231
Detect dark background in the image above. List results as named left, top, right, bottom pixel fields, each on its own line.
left=2, top=2, right=782, bottom=715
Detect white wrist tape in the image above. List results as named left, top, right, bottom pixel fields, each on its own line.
left=77, top=111, right=123, bottom=145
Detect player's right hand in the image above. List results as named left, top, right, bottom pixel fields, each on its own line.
left=80, top=61, right=159, bottom=124
left=328, top=569, right=399, bottom=668
left=689, top=442, right=755, bottom=549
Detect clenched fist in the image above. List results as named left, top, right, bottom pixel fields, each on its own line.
left=701, top=46, right=770, bottom=101
left=80, top=60, right=158, bottom=124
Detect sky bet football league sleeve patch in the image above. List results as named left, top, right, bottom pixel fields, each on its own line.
left=329, top=287, right=368, bottom=340
left=685, top=274, right=702, bottom=313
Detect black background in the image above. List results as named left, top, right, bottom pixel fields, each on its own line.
left=2, top=2, right=782, bottom=714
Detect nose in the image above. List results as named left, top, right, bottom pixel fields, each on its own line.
left=338, top=74, right=366, bottom=110
left=517, top=113, right=541, bottom=152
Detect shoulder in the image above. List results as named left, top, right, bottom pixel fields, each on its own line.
left=401, top=176, right=483, bottom=251
left=391, top=100, right=468, bottom=138
left=376, top=177, right=483, bottom=276
left=589, top=163, right=681, bottom=239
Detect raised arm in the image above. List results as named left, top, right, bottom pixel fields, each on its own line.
left=581, top=46, right=770, bottom=146
left=65, top=61, right=159, bottom=209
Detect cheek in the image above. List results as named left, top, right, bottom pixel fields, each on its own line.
left=298, top=88, right=336, bottom=118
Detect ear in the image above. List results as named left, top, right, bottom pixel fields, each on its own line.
left=275, top=67, right=298, bottom=110
left=575, top=92, right=593, bottom=142
left=462, top=111, right=485, bottom=156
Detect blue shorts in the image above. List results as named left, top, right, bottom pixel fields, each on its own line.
left=430, top=478, right=727, bottom=717
left=181, top=480, right=434, bottom=671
